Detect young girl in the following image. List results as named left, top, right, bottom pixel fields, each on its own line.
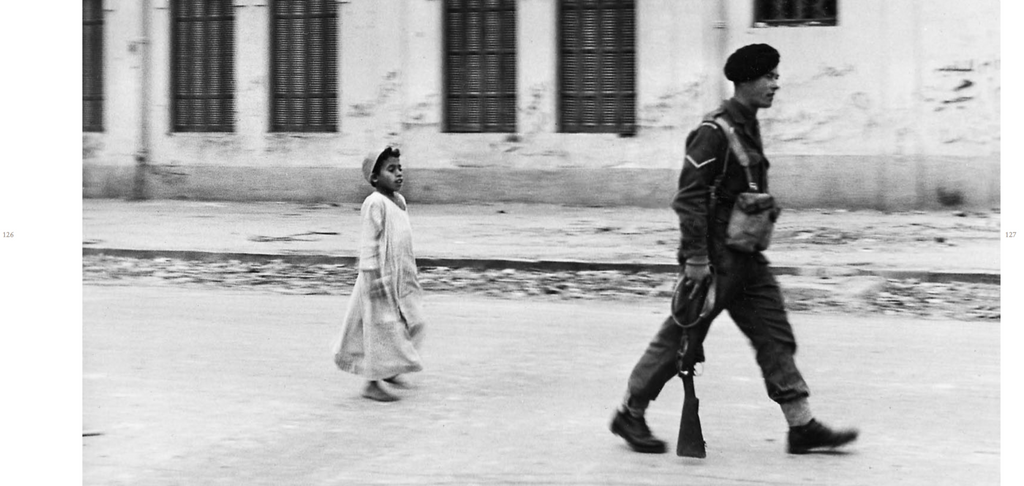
left=332, top=147, right=426, bottom=402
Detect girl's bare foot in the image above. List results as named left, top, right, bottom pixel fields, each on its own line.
left=383, top=375, right=411, bottom=389
left=362, top=381, right=399, bottom=402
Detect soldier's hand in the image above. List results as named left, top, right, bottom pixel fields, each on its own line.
left=683, top=261, right=711, bottom=284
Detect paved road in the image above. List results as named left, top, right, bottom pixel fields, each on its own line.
left=83, top=285, right=999, bottom=485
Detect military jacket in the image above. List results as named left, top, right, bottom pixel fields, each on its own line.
left=672, top=98, right=771, bottom=264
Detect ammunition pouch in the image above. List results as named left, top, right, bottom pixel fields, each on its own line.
left=725, top=192, right=780, bottom=253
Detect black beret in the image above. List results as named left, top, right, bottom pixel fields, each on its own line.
left=724, top=44, right=780, bottom=83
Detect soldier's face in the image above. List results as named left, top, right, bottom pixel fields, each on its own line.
left=749, top=68, right=780, bottom=109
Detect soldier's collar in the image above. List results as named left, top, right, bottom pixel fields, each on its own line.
left=722, top=98, right=756, bottom=127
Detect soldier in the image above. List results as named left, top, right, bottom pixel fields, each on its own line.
left=610, top=44, right=859, bottom=455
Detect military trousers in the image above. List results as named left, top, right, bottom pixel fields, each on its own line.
left=625, top=241, right=811, bottom=405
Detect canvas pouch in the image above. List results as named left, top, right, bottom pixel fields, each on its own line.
left=712, top=117, right=780, bottom=253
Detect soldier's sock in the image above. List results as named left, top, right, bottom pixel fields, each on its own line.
left=781, top=398, right=813, bottom=427
left=621, top=392, right=649, bottom=418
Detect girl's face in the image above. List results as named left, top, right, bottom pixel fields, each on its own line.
left=374, top=157, right=403, bottom=194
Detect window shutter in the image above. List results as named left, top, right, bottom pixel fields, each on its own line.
left=559, top=0, right=635, bottom=134
left=271, top=0, right=338, bottom=132
left=171, top=0, right=235, bottom=132
left=445, top=0, right=516, bottom=133
left=83, top=0, right=104, bottom=132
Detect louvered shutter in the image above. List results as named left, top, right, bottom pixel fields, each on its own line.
left=171, top=0, right=235, bottom=132
left=83, top=0, right=104, bottom=132
left=559, top=0, right=634, bottom=134
left=445, top=0, right=516, bottom=133
left=271, top=0, right=338, bottom=132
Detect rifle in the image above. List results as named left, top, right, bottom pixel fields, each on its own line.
left=671, top=274, right=716, bottom=458
left=676, top=333, right=706, bottom=457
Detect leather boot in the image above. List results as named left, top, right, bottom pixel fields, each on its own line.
left=610, top=409, right=668, bottom=454
left=787, top=419, right=858, bottom=454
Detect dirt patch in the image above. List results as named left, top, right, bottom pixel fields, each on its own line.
left=84, top=255, right=999, bottom=321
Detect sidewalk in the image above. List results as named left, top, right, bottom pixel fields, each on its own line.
left=82, top=199, right=1001, bottom=283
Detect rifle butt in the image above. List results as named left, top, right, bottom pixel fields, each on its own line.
left=676, top=375, right=707, bottom=458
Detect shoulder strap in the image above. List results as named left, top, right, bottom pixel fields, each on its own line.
left=712, top=117, right=759, bottom=192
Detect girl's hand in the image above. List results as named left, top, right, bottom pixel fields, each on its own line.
left=365, top=270, right=390, bottom=298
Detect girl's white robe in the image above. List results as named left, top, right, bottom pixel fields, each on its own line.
left=332, top=192, right=425, bottom=379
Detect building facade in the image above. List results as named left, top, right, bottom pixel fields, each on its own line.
left=83, top=0, right=1000, bottom=209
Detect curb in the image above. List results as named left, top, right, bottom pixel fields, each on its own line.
left=770, top=266, right=1001, bottom=285
left=83, top=247, right=1001, bottom=285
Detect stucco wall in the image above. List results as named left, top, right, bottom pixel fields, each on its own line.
left=83, top=0, right=1000, bottom=209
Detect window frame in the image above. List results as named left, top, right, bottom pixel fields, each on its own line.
left=443, top=0, right=518, bottom=133
left=83, top=0, right=104, bottom=132
left=557, top=0, right=636, bottom=135
left=753, top=0, right=838, bottom=27
left=269, top=0, right=339, bottom=133
left=170, top=0, right=237, bottom=133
